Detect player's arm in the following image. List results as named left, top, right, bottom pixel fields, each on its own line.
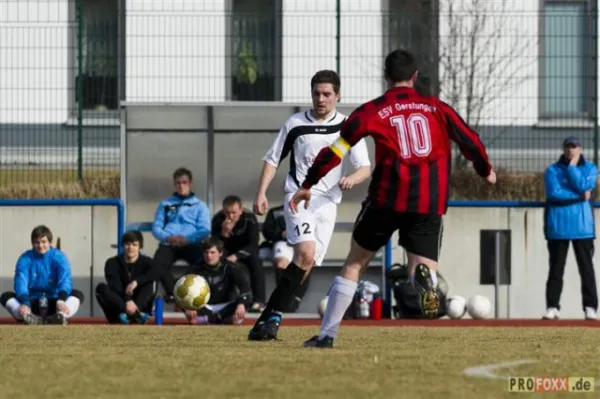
left=545, top=166, right=584, bottom=203
left=54, top=251, right=73, bottom=300
left=258, top=122, right=291, bottom=195
left=14, top=254, right=31, bottom=306
left=234, top=214, right=259, bottom=260
left=151, top=202, right=170, bottom=243
left=440, top=101, right=492, bottom=178
left=302, top=108, right=371, bottom=189
left=104, top=257, right=125, bottom=295
left=345, top=138, right=372, bottom=185
left=135, top=257, right=162, bottom=287
left=230, top=262, right=253, bottom=308
left=565, top=162, right=598, bottom=194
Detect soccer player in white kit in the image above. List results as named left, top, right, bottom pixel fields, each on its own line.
left=248, top=70, right=372, bottom=341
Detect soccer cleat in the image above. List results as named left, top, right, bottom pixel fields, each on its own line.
left=22, top=312, right=45, bottom=325
left=134, top=312, right=150, bottom=325
left=584, top=307, right=597, bottom=321
left=413, top=264, right=439, bottom=318
left=118, top=312, right=130, bottom=324
left=542, top=307, right=559, bottom=320
left=247, top=313, right=281, bottom=341
left=47, top=311, right=68, bottom=325
left=302, top=335, right=334, bottom=349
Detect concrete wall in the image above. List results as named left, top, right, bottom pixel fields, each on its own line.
left=1, top=204, right=598, bottom=319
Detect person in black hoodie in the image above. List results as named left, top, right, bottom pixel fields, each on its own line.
left=95, top=231, right=161, bottom=324
left=211, top=195, right=265, bottom=312
left=181, top=237, right=252, bottom=325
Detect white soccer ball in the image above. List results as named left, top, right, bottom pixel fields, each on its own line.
left=317, top=296, right=328, bottom=318
left=173, top=274, right=211, bottom=310
left=445, top=295, right=467, bottom=319
left=467, top=295, right=492, bottom=319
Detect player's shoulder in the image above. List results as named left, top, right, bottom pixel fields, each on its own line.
left=283, top=110, right=314, bottom=130
left=285, top=109, right=347, bottom=129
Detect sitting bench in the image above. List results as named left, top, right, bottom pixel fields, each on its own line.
left=122, top=221, right=384, bottom=268
left=122, top=221, right=388, bottom=314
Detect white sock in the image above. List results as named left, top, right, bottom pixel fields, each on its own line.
left=64, top=296, right=80, bottom=319
left=318, top=276, right=358, bottom=340
left=431, top=270, right=438, bottom=288
left=4, top=298, right=22, bottom=320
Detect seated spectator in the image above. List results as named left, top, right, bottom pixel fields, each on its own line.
left=182, top=237, right=252, bottom=325
left=0, top=225, right=84, bottom=325
left=152, top=167, right=211, bottom=298
left=260, top=205, right=310, bottom=312
left=212, top=195, right=265, bottom=312
left=96, top=231, right=161, bottom=324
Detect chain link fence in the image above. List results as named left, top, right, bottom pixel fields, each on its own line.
left=0, top=0, right=597, bottom=195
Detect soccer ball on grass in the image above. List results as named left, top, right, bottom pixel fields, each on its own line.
left=173, top=274, right=211, bottom=310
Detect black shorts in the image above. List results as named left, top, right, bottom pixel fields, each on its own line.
left=352, top=201, right=443, bottom=262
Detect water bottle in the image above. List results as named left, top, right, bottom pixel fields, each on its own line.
left=39, top=293, right=48, bottom=319
left=154, top=296, right=164, bottom=325
left=359, top=297, right=370, bottom=319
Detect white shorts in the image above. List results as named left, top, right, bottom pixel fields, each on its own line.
left=283, top=192, right=337, bottom=266
left=272, top=241, right=294, bottom=263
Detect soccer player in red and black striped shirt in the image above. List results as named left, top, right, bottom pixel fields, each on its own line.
left=293, top=49, right=496, bottom=348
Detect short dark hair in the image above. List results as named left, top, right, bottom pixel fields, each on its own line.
left=311, top=70, right=341, bottom=94
left=121, top=231, right=144, bottom=248
left=222, top=195, right=242, bottom=208
left=385, top=49, right=418, bottom=83
left=173, top=167, right=192, bottom=181
left=31, top=225, right=53, bottom=243
left=202, top=237, right=224, bottom=253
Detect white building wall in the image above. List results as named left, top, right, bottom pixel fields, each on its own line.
left=125, top=0, right=227, bottom=103
left=339, top=0, right=384, bottom=104
left=0, top=0, right=70, bottom=124
left=1, top=0, right=590, bottom=127
left=437, top=0, right=540, bottom=126
left=280, top=0, right=338, bottom=103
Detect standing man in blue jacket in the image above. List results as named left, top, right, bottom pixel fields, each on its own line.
left=152, top=167, right=211, bottom=298
left=543, top=136, right=598, bottom=320
left=0, top=225, right=85, bottom=325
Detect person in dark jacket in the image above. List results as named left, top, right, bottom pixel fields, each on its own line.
left=182, top=237, right=253, bottom=325
left=543, top=136, right=598, bottom=320
left=260, top=205, right=310, bottom=312
left=96, top=231, right=161, bottom=324
left=212, top=195, right=265, bottom=311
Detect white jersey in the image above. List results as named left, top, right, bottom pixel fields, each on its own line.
left=263, top=109, right=371, bottom=204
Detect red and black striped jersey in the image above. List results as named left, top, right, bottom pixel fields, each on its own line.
left=302, top=87, right=492, bottom=215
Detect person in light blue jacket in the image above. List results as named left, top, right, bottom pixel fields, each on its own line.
left=543, top=136, right=598, bottom=321
left=0, top=225, right=85, bottom=325
left=152, top=167, right=211, bottom=298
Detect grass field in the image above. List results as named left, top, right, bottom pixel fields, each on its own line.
left=1, top=324, right=598, bottom=399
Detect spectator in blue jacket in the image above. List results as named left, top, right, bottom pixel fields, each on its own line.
left=543, top=136, right=598, bottom=321
left=152, top=167, right=211, bottom=298
left=0, top=225, right=84, bottom=325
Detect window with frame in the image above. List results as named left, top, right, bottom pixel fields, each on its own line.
left=230, top=0, right=281, bottom=101
left=385, top=0, right=439, bottom=96
left=539, top=0, right=593, bottom=119
left=71, top=0, right=119, bottom=116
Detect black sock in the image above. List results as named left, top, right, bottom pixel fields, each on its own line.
left=255, top=262, right=306, bottom=325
